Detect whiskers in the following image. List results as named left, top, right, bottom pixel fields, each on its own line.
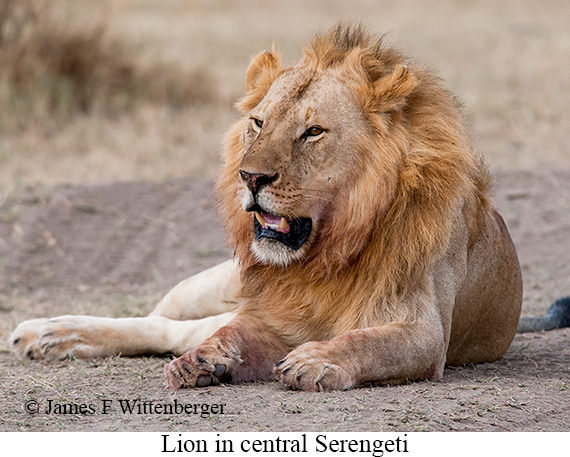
left=297, top=187, right=333, bottom=204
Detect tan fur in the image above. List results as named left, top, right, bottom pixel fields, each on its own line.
left=165, top=24, right=523, bottom=391
left=11, top=260, right=240, bottom=361
left=12, top=25, right=523, bottom=392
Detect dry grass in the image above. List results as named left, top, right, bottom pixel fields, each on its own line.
left=0, top=0, right=134, bottom=122
left=0, top=0, right=569, bottom=191
left=0, top=0, right=215, bottom=125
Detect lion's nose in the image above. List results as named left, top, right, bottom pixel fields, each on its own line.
left=239, top=170, right=279, bottom=196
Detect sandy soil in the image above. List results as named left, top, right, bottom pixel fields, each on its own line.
left=0, top=170, right=569, bottom=432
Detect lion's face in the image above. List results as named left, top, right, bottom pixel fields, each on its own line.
left=220, top=42, right=420, bottom=269
left=237, top=66, right=370, bottom=266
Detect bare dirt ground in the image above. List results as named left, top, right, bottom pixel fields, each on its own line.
left=0, top=170, right=569, bottom=432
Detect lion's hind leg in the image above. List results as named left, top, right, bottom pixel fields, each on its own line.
left=9, top=318, right=50, bottom=360
left=10, top=259, right=241, bottom=361
left=10, top=313, right=236, bottom=361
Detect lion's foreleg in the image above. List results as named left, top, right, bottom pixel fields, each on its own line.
left=164, top=315, right=289, bottom=389
left=274, top=321, right=446, bottom=391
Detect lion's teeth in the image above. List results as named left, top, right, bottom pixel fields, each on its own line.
left=280, top=217, right=288, bottom=231
left=255, top=211, right=267, bottom=227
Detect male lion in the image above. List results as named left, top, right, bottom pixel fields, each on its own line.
left=10, top=24, right=570, bottom=391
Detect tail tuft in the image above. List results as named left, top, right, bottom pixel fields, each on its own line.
left=517, top=296, right=570, bottom=333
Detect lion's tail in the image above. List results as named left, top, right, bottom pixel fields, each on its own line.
left=517, top=296, right=570, bottom=333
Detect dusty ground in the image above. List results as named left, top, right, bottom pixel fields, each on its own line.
left=0, top=170, right=569, bottom=432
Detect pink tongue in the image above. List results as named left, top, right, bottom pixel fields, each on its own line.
left=260, top=210, right=290, bottom=234
left=261, top=210, right=282, bottom=226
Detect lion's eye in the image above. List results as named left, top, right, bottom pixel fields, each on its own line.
left=251, top=117, right=264, bottom=131
left=303, top=126, right=325, bottom=138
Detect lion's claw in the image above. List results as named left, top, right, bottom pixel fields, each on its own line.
left=213, top=364, right=226, bottom=378
left=196, top=374, right=215, bottom=387
left=164, top=346, right=237, bottom=389
left=274, top=342, right=355, bottom=391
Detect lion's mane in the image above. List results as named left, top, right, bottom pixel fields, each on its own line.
left=215, top=24, right=492, bottom=346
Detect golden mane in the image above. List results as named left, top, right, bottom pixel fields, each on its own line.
left=215, top=24, right=493, bottom=345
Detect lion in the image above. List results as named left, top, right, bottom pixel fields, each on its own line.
left=10, top=24, right=570, bottom=391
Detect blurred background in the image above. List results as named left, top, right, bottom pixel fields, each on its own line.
left=1, top=0, right=569, bottom=193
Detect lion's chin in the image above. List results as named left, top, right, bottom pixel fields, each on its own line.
left=251, top=238, right=309, bottom=267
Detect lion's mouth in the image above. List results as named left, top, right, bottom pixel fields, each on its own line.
left=251, top=208, right=312, bottom=251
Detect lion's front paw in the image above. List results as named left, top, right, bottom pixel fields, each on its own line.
left=274, top=342, right=355, bottom=392
left=164, top=341, right=242, bottom=389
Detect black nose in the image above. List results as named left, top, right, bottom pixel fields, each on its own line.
left=239, top=170, right=279, bottom=196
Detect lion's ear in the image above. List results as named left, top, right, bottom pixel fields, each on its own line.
left=373, top=64, right=417, bottom=111
left=240, top=49, right=282, bottom=112
left=245, top=49, right=282, bottom=93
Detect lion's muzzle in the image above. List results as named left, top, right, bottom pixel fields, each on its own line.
left=252, top=208, right=312, bottom=251
left=239, top=170, right=279, bottom=198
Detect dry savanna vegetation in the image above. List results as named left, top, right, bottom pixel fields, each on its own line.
left=0, top=0, right=212, bottom=121
left=1, top=0, right=570, bottom=191
left=0, top=0, right=224, bottom=187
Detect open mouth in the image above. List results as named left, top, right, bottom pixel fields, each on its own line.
left=251, top=208, right=312, bottom=251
